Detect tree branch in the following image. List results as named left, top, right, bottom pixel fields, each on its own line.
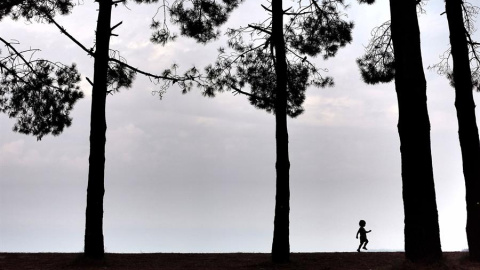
left=42, top=12, right=93, bottom=57
left=109, top=57, right=198, bottom=83
left=41, top=10, right=197, bottom=85
left=86, top=77, right=94, bottom=86
left=0, top=61, right=32, bottom=87
left=112, top=0, right=126, bottom=5
left=261, top=4, right=272, bottom=12
left=248, top=24, right=272, bottom=35
left=0, top=37, right=35, bottom=73
left=230, top=84, right=271, bottom=104
left=111, top=21, right=123, bottom=31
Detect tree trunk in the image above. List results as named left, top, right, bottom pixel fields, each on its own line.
left=84, top=0, right=113, bottom=259
left=271, top=0, right=290, bottom=264
left=389, top=0, right=442, bottom=262
left=445, top=0, right=480, bottom=261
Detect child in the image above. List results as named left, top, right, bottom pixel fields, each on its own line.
left=356, top=220, right=371, bottom=252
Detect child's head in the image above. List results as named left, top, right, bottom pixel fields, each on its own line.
left=359, top=220, right=366, bottom=227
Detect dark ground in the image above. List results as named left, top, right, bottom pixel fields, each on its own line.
left=1, top=252, right=479, bottom=270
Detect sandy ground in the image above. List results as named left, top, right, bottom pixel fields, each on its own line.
left=1, top=252, right=480, bottom=270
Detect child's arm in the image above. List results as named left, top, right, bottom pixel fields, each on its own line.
left=356, top=229, right=360, bottom=239
left=366, top=230, right=372, bottom=233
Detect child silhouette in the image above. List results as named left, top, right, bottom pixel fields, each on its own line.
left=356, top=220, right=371, bottom=252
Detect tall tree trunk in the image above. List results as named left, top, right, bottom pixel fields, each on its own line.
left=445, top=0, right=480, bottom=261
left=389, top=0, right=442, bottom=262
left=84, top=0, right=113, bottom=259
left=271, top=0, right=290, bottom=264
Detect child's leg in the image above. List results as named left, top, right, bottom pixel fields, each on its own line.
left=357, top=241, right=363, bottom=252
left=363, top=239, right=369, bottom=250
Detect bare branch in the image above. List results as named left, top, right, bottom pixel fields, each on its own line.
left=248, top=24, right=272, bottom=35
left=261, top=4, right=272, bottom=12
left=0, top=37, right=35, bottom=73
left=86, top=77, right=94, bottom=86
left=42, top=12, right=93, bottom=57
left=112, top=0, right=126, bottom=5
left=111, top=21, right=123, bottom=31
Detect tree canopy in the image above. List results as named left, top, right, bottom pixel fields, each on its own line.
left=0, top=0, right=82, bottom=140
left=203, top=0, right=353, bottom=117
left=429, top=1, right=480, bottom=91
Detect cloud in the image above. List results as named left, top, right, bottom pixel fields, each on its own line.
left=126, top=41, right=150, bottom=50
left=1, top=139, right=24, bottom=156
left=0, top=139, right=43, bottom=167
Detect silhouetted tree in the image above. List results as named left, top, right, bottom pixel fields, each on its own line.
left=357, top=0, right=442, bottom=262
left=444, top=0, right=480, bottom=261
left=2, top=0, right=238, bottom=259
left=429, top=0, right=480, bottom=261
left=0, top=3, right=83, bottom=140
left=203, top=0, right=353, bottom=262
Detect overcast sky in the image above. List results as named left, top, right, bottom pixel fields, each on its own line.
left=1, top=0, right=479, bottom=253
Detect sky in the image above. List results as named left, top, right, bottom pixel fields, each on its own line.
left=0, top=0, right=479, bottom=253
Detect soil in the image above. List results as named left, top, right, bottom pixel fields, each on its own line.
left=1, top=252, right=479, bottom=270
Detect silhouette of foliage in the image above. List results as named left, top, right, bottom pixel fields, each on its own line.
left=1, top=0, right=212, bottom=97
left=429, top=2, right=480, bottom=91
left=147, top=0, right=243, bottom=44
left=356, top=21, right=395, bottom=84
left=0, top=38, right=83, bottom=139
left=357, top=0, right=375, bottom=4
left=357, top=0, right=429, bottom=85
left=106, top=62, right=136, bottom=92
left=0, top=0, right=74, bottom=21
left=285, top=1, right=353, bottom=58
left=203, top=0, right=352, bottom=117
left=357, top=0, right=427, bottom=7
left=2, top=0, right=245, bottom=259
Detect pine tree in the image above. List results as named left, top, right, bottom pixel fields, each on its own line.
left=357, top=0, right=442, bottom=262
left=203, top=0, right=353, bottom=262
left=1, top=0, right=240, bottom=259
left=430, top=0, right=480, bottom=261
